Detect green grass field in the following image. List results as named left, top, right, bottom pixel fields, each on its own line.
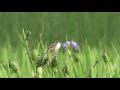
left=0, top=12, right=120, bottom=78
left=0, top=28, right=119, bottom=78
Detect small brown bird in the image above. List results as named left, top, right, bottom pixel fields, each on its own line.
left=43, top=40, right=61, bottom=56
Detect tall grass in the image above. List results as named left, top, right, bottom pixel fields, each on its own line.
left=0, top=29, right=119, bottom=78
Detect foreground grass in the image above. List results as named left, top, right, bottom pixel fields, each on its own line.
left=0, top=32, right=120, bottom=78
left=0, top=42, right=120, bottom=78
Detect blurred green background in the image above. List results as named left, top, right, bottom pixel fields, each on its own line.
left=0, top=12, right=120, bottom=48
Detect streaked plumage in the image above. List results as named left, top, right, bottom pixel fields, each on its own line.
left=44, top=40, right=61, bottom=55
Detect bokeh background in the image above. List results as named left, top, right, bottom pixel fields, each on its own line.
left=0, top=12, right=120, bottom=49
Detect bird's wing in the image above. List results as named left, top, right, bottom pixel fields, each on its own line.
left=48, top=43, right=56, bottom=49
left=47, top=43, right=56, bottom=53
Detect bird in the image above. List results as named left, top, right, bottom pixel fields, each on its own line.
left=43, top=40, right=61, bottom=56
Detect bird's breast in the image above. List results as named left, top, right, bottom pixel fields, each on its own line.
left=55, top=43, right=61, bottom=50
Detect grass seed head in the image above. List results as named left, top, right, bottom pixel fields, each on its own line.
left=51, top=55, right=59, bottom=68
left=25, top=30, right=31, bottom=41
left=9, top=60, right=18, bottom=73
left=62, top=63, right=69, bottom=76
left=36, top=56, right=44, bottom=68
left=103, top=50, right=108, bottom=63
left=72, top=53, right=79, bottom=63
